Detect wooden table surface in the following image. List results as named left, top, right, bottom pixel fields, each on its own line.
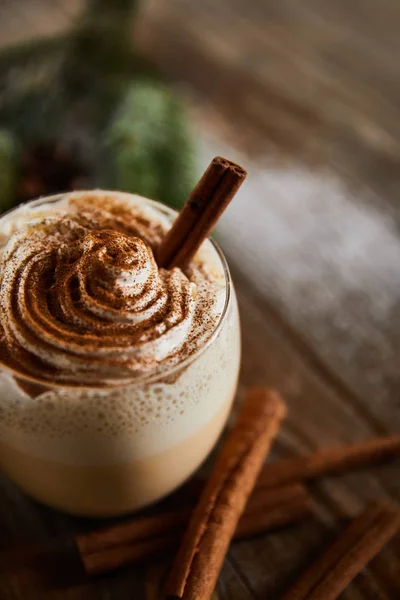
left=1, top=1, right=400, bottom=598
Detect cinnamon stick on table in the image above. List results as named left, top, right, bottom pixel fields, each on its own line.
left=156, top=156, right=247, bottom=270
left=165, top=388, right=287, bottom=600
left=257, top=435, right=400, bottom=489
left=281, top=502, right=400, bottom=600
left=76, top=483, right=312, bottom=576
left=76, top=434, right=400, bottom=577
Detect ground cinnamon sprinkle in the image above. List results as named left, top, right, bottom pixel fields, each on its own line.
left=0, top=191, right=227, bottom=386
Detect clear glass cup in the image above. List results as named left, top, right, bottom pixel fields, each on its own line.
left=0, top=192, right=241, bottom=516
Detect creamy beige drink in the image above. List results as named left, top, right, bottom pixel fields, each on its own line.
left=0, top=191, right=240, bottom=516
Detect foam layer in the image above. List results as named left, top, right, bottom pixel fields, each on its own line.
left=0, top=394, right=234, bottom=515
left=0, top=292, right=240, bottom=463
left=0, top=192, right=241, bottom=513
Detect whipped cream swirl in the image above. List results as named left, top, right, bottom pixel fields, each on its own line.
left=0, top=194, right=225, bottom=387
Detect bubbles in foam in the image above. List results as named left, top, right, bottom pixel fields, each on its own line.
left=2, top=303, right=237, bottom=437
left=0, top=245, right=240, bottom=466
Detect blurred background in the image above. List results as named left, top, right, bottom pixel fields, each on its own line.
left=0, top=0, right=399, bottom=427
left=2, top=3, right=400, bottom=597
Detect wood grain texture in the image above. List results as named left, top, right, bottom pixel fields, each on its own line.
left=135, top=0, right=400, bottom=220
left=1, top=0, right=400, bottom=599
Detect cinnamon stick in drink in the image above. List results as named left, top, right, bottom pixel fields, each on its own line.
left=164, top=388, right=287, bottom=600
left=281, top=502, right=400, bottom=600
left=156, top=156, right=247, bottom=270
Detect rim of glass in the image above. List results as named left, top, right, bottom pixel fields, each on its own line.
left=0, top=190, right=232, bottom=389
